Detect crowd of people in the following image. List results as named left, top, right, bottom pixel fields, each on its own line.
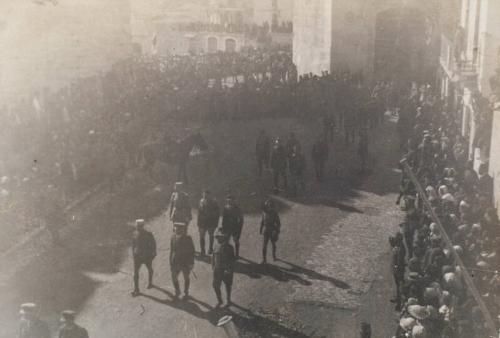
left=391, top=85, right=499, bottom=337
left=1, top=45, right=390, bottom=249
left=176, top=20, right=293, bottom=36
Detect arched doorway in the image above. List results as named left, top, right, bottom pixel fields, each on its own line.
left=225, top=38, right=236, bottom=53
left=207, top=37, right=218, bottom=53
left=374, top=7, right=432, bottom=84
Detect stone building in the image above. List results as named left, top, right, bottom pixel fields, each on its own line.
left=293, top=0, right=439, bottom=83
left=438, top=0, right=500, bottom=212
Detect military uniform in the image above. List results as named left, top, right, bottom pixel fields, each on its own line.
left=270, top=142, right=288, bottom=190
left=255, top=132, right=270, bottom=177
left=260, top=203, right=281, bottom=263
left=169, top=188, right=192, bottom=225
left=212, top=230, right=235, bottom=306
left=197, top=195, right=220, bottom=255
left=19, top=318, right=50, bottom=338
left=221, top=200, right=244, bottom=258
left=58, top=310, right=88, bottom=338
left=18, top=303, right=50, bottom=338
left=311, top=139, right=328, bottom=181
left=288, top=150, right=305, bottom=197
left=169, top=225, right=195, bottom=297
left=131, top=220, right=156, bottom=295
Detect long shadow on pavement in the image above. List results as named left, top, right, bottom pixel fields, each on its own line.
left=234, top=257, right=350, bottom=289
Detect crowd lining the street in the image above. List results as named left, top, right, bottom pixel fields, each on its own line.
left=391, top=85, right=499, bottom=337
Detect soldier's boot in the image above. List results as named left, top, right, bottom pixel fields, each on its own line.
left=225, top=285, right=232, bottom=307
left=272, top=243, right=277, bottom=261
left=262, top=244, right=267, bottom=264
left=147, top=268, right=154, bottom=289
left=173, top=279, right=181, bottom=298
left=183, top=275, right=190, bottom=299
left=235, top=242, right=240, bottom=259
left=200, top=237, right=206, bottom=256
left=214, top=288, right=223, bottom=307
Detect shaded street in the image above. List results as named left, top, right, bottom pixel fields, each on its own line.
left=0, top=116, right=402, bottom=338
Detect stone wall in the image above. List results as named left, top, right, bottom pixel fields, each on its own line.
left=292, top=0, right=333, bottom=76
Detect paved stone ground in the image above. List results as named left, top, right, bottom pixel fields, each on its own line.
left=0, top=116, right=402, bottom=338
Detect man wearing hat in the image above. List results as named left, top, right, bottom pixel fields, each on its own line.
left=212, top=228, right=235, bottom=307
left=131, top=219, right=157, bottom=296
left=260, top=198, right=281, bottom=264
left=221, top=195, right=244, bottom=258
left=18, top=303, right=50, bottom=338
left=197, top=190, right=220, bottom=256
left=170, top=222, right=195, bottom=299
left=169, top=182, right=192, bottom=226
left=58, top=310, right=89, bottom=338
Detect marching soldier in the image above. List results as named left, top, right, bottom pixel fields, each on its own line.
left=311, top=136, right=329, bottom=182
left=358, top=129, right=369, bottom=172
left=170, top=223, right=195, bottom=299
left=288, top=145, right=306, bottom=197
left=255, top=130, right=271, bottom=177
left=212, top=228, right=235, bottom=307
left=169, top=182, right=192, bottom=227
left=260, top=199, right=281, bottom=264
left=270, top=138, right=288, bottom=192
left=131, top=219, right=156, bottom=297
left=18, top=303, right=50, bottom=338
left=197, top=190, right=220, bottom=255
left=221, top=195, right=244, bottom=259
left=58, top=310, right=89, bottom=338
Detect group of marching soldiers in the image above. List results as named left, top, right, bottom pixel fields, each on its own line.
left=255, top=130, right=331, bottom=196
left=131, top=181, right=281, bottom=308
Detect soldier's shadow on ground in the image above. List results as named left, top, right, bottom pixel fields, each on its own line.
left=228, top=303, right=310, bottom=338
left=234, top=257, right=350, bottom=289
left=140, top=286, right=219, bottom=325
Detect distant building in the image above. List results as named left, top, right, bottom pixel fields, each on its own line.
left=293, top=0, right=439, bottom=83
left=439, top=0, right=500, bottom=213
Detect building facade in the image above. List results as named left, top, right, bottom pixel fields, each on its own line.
left=438, top=0, right=500, bottom=212
left=293, top=0, right=439, bottom=83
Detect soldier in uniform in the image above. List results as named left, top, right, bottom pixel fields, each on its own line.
left=311, top=136, right=329, bottom=182
left=131, top=219, right=157, bottom=297
left=288, top=145, right=306, bottom=197
left=18, top=303, right=50, bottom=338
left=270, top=138, right=288, bottom=191
left=170, top=223, right=195, bottom=299
left=260, top=199, right=281, bottom=264
left=197, top=190, right=220, bottom=255
left=169, top=182, right=192, bottom=227
left=221, top=195, right=244, bottom=258
left=255, top=130, right=270, bottom=177
left=358, top=129, right=369, bottom=173
left=212, top=228, right=235, bottom=307
left=58, top=310, right=89, bottom=338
